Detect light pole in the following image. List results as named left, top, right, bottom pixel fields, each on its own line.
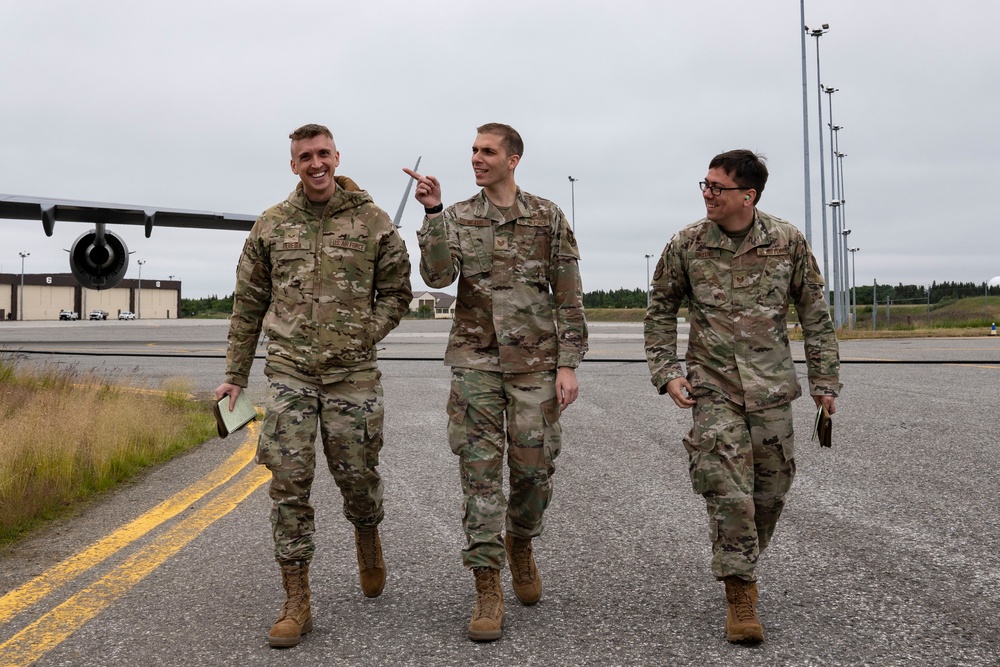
left=807, top=24, right=830, bottom=290
left=644, top=254, right=654, bottom=307
left=567, top=176, right=578, bottom=232
left=841, top=229, right=852, bottom=326
left=18, top=251, right=30, bottom=321
left=849, top=247, right=860, bottom=329
left=799, top=1, right=813, bottom=247
left=137, top=259, right=145, bottom=320
left=827, top=200, right=842, bottom=326
left=824, top=86, right=841, bottom=324
left=834, top=146, right=849, bottom=326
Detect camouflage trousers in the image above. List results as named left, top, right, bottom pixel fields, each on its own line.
left=257, top=369, right=385, bottom=564
left=683, top=392, right=796, bottom=582
left=447, top=368, right=562, bottom=570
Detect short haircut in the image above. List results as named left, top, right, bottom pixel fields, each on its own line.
left=709, top=149, right=768, bottom=204
left=477, top=122, right=524, bottom=159
left=289, top=124, right=334, bottom=143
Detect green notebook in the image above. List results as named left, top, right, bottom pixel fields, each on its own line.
left=212, top=392, right=258, bottom=439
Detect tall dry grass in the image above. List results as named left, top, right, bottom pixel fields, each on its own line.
left=0, top=358, right=217, bottom=545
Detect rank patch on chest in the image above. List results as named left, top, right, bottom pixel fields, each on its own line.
left=330, top=239, right=367, bottom=252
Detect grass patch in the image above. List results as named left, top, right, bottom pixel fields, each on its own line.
left=0, top=358, right=217, bottom=547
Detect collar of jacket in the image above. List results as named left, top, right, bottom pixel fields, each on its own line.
left=703, top=209, right=773, bottom=254
left=471, top=187, right=533, bottom=222
left=288, top=175, right=372, bottom=216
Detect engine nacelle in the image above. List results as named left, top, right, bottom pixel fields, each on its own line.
left=69, top=228, right=130, bottom=290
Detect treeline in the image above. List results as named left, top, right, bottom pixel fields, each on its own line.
left=182, top=282, right=997, bottom=316
left=583, top=288, right=649, bottom=309
left=582, top=281, right=999, bottom=310
left=181, top=294, right=233, bottom=318
left=857, top=281, right=999, bottom=305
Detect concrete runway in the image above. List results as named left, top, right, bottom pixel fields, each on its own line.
left=0, top=320, right=998, bottom=666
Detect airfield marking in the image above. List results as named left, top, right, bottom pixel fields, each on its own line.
left=0, top=464, right=270, bottom=667
left=0, top=426, right=258, bottom=626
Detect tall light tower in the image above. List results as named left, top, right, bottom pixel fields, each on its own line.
left=18, top=251, right=30, bottom=321
left=835, top=146, right=850, bottom=326
left=799, top=1, right=813, bottom=247
left=824, top=86, right=842, bottom=326
left=644, top=254, right=654, bottom=307
left=841, top=229, right=852, bottom=326
left=567, top=176, right=578, bottom=232
left=807, top=24, right=831, bottom=291
left=137, top=259, right=146, bottom=320
left=848, top=247, right=860, bottom=329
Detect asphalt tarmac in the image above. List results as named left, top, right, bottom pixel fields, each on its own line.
left=0, top=319, right=998, bottom=666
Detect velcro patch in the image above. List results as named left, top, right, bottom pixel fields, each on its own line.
left=281, top=241, right=303, bottom=250
left=330, top=239, right=366, bottom=252
left=757, top=246, right=790, bottom=256
left=516, top=217, right=548, bottom=227
left=458, top=218, right=492, bottom=227
left=692, top=250, right=721, bottom=259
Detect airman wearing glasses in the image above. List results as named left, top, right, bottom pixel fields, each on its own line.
left=644, top=149, right=840, bottom=644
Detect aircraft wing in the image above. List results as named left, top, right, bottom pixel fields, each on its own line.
left=0, top=193, right=256, bottom=237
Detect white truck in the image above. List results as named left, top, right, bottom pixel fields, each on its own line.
left=88, top=309, right=109, bottom=321
left=59, top=310, right=79, bottom=321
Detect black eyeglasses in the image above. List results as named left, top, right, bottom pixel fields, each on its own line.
left=699, top=181, right=749, bottom=196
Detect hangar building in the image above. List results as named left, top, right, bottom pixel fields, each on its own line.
left=0, top=273, right=181, bottom=321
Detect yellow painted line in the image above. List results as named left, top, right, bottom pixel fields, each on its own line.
left=0, top=465, right=271, bottom=667
left=0, top=424, right=259, bottom=626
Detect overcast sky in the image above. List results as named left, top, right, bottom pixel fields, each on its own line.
left=2, top=1, right=998, bottom=298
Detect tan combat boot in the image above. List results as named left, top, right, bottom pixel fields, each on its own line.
left=504, top=533, right=542, bottom=605
left=723, top=576, right=764, bottom=644
left=268, top=561, right=313, bottom=648
left=468, top=567, right=504, bottom=642
left=355, top=526, right=386, bottom=598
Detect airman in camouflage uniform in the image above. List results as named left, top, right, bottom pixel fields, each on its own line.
left=215, top=124, right=411, bottom=648
left=404, top=123, right=587, bottom=642
left=644, top=150, right=840, bottom=644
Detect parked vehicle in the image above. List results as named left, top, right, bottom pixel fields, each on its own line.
left=59, top=310, right=79, bottom=321
left=118, top=311, right=136, bottom=320
left=89, top=309, right=108, bottom=321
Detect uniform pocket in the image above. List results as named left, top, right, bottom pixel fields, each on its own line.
left=457, top=227, right=492, bottom=277
left=446, top=391, right=469, bottom=455
left=540, top=396, right=563, bottom=463
left=255, top=409, right=283, bottom=469
left=364, top=409, right=384, bottom=468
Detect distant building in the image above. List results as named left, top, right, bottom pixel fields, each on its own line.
left=0, top=273, right=182, bottom=321
left=410, top=291, right=456, bottom=319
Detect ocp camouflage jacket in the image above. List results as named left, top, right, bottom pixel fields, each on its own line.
left=225, top=177, right=412, bottom=387
left=417, top=188, right=588, bottom=373
left=645, top=209, right=840, bottom=411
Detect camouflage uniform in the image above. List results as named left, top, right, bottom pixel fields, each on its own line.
left=644, top=209, right=840, bottom=581
left=225, top=176, right=412, bottom=563
left=417, top=188, right=587, bottom=570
